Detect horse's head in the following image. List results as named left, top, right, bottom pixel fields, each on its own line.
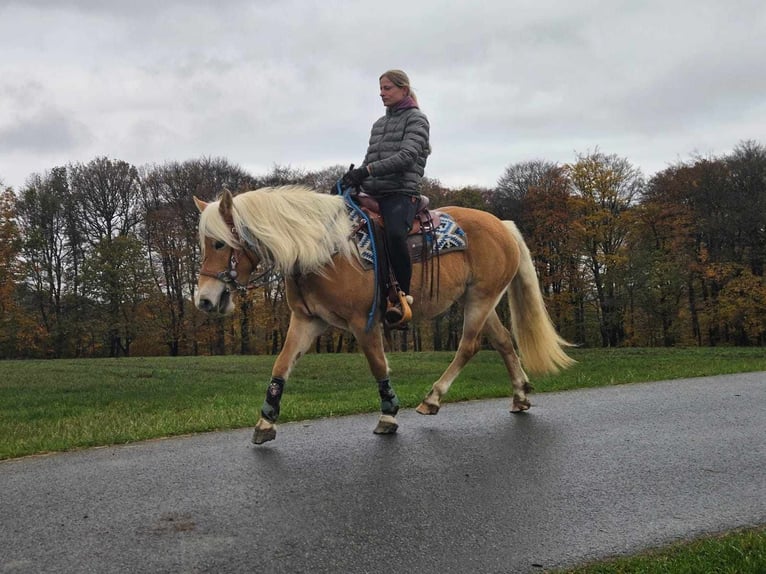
left=193, top=189, right=259, bottom=315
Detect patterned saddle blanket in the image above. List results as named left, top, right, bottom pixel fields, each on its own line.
left=347, top=202, right=467, bottom=270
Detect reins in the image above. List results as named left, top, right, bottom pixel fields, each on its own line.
left=336, top=182, right=380, bottom=332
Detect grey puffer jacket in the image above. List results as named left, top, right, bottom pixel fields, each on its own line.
left=361, top=106, right=430, bottom=197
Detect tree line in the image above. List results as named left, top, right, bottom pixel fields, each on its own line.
left=0, top=140, right=764, bottom=359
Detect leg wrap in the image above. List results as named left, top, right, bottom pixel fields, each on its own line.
left=377, top=378, right=400, bottom=416
left=261, top=376, right=285, bottom=422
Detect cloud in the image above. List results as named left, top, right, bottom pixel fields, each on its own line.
left=1, top=0, right=765, bottom=190
left=0, top=110, right=92, bottom=153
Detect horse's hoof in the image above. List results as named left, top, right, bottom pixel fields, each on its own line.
left=252, top=427, right=277, bottom=444
left=373, top=414, right=398, bottom=435
left=416, top=401, right=440, bottom=415
left=511, top=398, right=531, bottom=413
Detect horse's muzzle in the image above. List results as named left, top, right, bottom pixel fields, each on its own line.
left=197, top=289, right=232, bottom=314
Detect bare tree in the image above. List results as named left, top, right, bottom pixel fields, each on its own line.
left=69, top=157, right=143, bottom=356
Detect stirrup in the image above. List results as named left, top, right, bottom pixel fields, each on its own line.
left=384, top=291, right=413, bottom=327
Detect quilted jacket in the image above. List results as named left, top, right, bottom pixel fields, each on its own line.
left=360, top=106, right=430, bottom=197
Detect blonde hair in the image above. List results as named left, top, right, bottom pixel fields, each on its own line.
left=380, top=69, right=419, bottom=106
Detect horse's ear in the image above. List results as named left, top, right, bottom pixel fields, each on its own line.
left=219, top=188, right=234, bottom=219
left=193, top=196, right=208, bottom=213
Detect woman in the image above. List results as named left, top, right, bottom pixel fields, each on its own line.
left=342, top=69, right=431, bottom=326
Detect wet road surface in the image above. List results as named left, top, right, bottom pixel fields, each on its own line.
left=1, top=373, right=764, bottom=573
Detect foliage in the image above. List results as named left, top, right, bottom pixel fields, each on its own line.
left=2, top=139, right=765, bottom=357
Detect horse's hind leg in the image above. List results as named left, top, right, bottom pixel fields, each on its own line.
left=483, top=310, right=532, bottom=412
left=416, top=299, right=492, bottom=415
left=253, top=312, right=328, bottom=445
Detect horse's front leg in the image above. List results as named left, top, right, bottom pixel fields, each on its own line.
left=353, top=323, right=399, bottom=435
left=253, top=312, right=328, bottom=445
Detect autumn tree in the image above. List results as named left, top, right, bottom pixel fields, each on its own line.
left=519, top=166, right=585, bottom=342
left=629, top=165, right=698, bottom=345
left=419, top=177, right=451, bottom=209
left=492, top=160, right=560, bottom=222
left=15, top=167, right=81, bottom=356
left=0, top=184, right=40, bottom=357
left=568, top=150, right=644, bottom=347
left=725, top=140, right=766, bottom=277
left=140, top=157, right=256, bottom=356
left=671, top=144, right=766, bottom=345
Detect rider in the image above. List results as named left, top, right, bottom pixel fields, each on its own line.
left=341, top=69, right=431, bottom=326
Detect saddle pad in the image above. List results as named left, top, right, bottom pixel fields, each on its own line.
left=351, top=211, right=467, bottom=270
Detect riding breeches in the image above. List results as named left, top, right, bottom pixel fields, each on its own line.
left=376, top=193, right=418, bottom=294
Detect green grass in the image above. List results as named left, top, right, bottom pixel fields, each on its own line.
left=552, top=526, right=766, bottom=573
left=1, top=347, right=765, bottom=460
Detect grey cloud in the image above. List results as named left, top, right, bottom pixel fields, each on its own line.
left=0, top=111, right=92, bottom=153
left=0, top=0, right=764, bottom=191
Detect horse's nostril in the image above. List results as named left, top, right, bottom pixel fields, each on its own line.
left=198, top=298, right=213, bottom=312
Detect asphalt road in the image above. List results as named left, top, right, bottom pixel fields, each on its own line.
left=1, top=373, right=764, bottom=574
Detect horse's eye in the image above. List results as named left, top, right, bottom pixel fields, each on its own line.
left=213, top=240, right=226, bottom=250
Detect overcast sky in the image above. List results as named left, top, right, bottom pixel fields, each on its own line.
left=1, top=0, right=764, bottom=192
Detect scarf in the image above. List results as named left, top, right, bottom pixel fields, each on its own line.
left=391, top=95, right=418, bottom=111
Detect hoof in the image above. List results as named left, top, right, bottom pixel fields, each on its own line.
left=252, top=427, right=276, bottom=444
left=373, top=414, right=398, bottom=435
left=511, top=397, right=531, bottom=413
left=252, top=421, right=277, bottom=444
left=415, top=401, right=440, bottom=415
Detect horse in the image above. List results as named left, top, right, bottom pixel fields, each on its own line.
left=193, top=185, right=574, bottom=444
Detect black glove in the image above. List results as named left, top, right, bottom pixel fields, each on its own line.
left=341, top=165, right=369, bottom=188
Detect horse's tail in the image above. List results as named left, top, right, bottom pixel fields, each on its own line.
left=503, top=221, right=576, bottom=375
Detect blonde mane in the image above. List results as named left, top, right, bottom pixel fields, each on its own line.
left=198, top=185, right=358, bottom=275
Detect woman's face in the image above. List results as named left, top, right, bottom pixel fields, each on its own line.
left=379, top=76, right=407, bottom=107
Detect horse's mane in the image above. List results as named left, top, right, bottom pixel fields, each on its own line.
left=199, top=185, right=358, bottom=275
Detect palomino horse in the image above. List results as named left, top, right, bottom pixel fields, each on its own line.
left=194, top=186, right=573, bottom=444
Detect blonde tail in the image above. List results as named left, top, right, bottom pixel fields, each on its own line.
left=504, top=221, right=575, bottom=374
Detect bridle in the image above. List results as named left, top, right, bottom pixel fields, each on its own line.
left=198, top=213, right=276, bottom=294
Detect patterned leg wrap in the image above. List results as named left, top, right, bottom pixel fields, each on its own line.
left=261, top=376, right=285, bottom=422
left=377, top=378, right=400, bottom=416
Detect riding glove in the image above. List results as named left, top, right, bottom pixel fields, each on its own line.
left=341, top=165, right=370, bottom=188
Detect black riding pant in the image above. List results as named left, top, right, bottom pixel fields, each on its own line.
left=376, top=193, right=418, bottom=294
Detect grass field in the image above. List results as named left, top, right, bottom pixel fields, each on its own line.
left=2, top=346, right=765, bottom=459
left=2, top=346, right=765, bottom=572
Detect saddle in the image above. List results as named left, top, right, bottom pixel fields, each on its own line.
left=343, top=189, right=467, bottom=331
left=352, top=192, right=442, bottom=236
